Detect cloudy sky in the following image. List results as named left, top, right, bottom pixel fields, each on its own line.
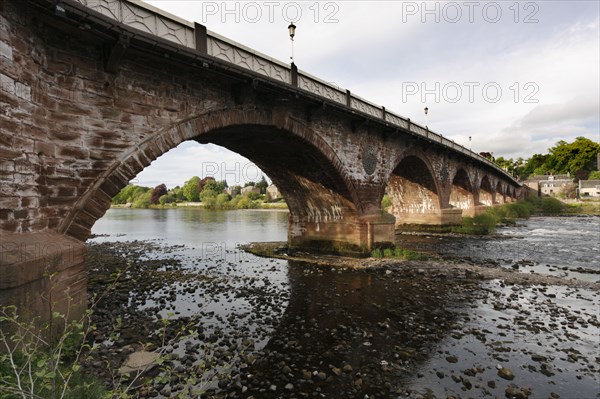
left=134, top=0, right=599, bottom=188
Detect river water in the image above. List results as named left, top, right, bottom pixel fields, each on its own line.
left=89, top=209, right=599, bottom=399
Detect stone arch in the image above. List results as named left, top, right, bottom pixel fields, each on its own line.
left=386, top=153, right=442, bottom=225
left=449, top=168, right=474, bottom=210
left=479, top=175, right=494, bottom=206
left=495, top=181, right=506, bottom=204
left=58, top=108, right=361, bottom=242
left=509, top=187, right=517, bottom=201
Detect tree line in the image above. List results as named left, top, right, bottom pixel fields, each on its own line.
left=111, top=175, right=275, bottom=209
left=493, top=137, right=599, bottom=181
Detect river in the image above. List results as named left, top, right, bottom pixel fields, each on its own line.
left=87, top=209, right=599, bottom=399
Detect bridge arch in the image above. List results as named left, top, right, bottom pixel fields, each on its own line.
left=386, top=154, right=442, bottom=226
left=479, top=175, right=494, bottom=206
left=449, top=168, right=475, bottom=211
left=495, top=181, right=506, bottom=204
left=59, top=108, right=364, bottom=251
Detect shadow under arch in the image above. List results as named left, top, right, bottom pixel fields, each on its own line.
left=386, top=154, right=442, bottom=226
left=479, top=175, right=494, bottom=206
left=227, top=260, right=478, bottom=398
left=449, top=168, right=475, bottom=211
left=59, top=108, right=368, bottom=252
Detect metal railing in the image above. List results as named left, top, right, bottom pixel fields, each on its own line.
left=71, top=0, right=514, bottom=181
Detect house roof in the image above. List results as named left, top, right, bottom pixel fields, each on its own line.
left=524, top=174, right=572, bottom=183
left=579, top=180, right=600, bottom=189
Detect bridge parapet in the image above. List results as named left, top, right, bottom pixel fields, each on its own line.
left=68, top=0, right=516, bottom=183
left=72, top=0, right=195, bottom=47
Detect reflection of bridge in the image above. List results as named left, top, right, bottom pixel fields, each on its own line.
left=237, top=261, right=471, bottom=398
left=0, top=0, right=521, bottom=323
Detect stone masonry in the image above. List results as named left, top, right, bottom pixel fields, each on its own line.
left=0, top=0, right=521, bottom=325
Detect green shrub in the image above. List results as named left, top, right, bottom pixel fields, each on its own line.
left=370, top=247, right=426, bottom=260
left=131, top=191, right=151, bottom=208
left=453, top=213, right=498, bottom=235
left=371, top=248, right=383, bottom=258
left=381, top=194, right=392, bottom=210
left=506, top=201, right=533, bottom=218
left=539, top=197, right=565, bottom=214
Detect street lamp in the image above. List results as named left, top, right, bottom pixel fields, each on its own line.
left=469, top=135, right=472, bottom=150
left=288, top=22, right=296, bottom=64
left=424, top=106, right=429, bottom=130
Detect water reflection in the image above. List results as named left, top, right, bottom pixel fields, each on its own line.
left=92, top=208, right=289, bottom=246
left=231, top=261, right=478, bottom=398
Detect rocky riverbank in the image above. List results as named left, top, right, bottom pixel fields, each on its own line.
left=82, top=238, right=599, bottom=399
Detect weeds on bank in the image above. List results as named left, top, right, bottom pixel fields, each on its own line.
left=0, top=265, right=228, bottom=399
left=451, top=197, right=567, bottom=235
left=0, top=305, right=105, bottom=399
left=371, top=247, right=427, bottom=260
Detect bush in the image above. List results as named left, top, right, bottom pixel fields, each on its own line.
left=131, top=191, right=151, bottom=208
left=370, top=247, right=426, bottom=260
left=539, top=197, right=565, bottom=214
left=381, top=194, right=391, bottom=210
left=506, top=201, right=534, bottom=218
left=236, top=195, right=257, bottom=209
left=215, top=193, right=232, bottom=209
left=453, top=213, right=498, bottom=235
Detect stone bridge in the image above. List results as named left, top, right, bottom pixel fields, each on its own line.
left=0, top=0, right=521, bottom=322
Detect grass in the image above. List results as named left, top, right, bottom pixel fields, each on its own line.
left=370, top=247, right=427, bottom=260
left=563, top=201, right=600, bottom=215
left=450, top=197, right=571, bottom=235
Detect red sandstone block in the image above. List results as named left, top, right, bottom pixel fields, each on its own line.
left=102, top=140, right=130, bottom=150
left=34, top=141, right=55, bottom=157
left=99, top=179, right=120, bottom=198
left=49, top=129, right=81, bottom=142
left=0, top=196, right=19, bottom=209
left=19, top=197, right=39, bottom=208
left=47, top=196, right=77, bottom=206
left=0, top=209, right=12, bottom=220
left=0, top=219, right=18, bottom=232
left=66, top=221, right=91, bottom=241
left=57, top=186, right=77, bottom=197
left=0, top=118, right=21, bottom=135
left=74, top=209, right=96, bottom=229
left=59, top=146, right=88, bottom=159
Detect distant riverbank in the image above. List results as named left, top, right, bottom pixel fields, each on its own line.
left=111, top=201, right=289, bottom=210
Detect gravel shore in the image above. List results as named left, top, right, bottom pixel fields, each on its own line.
left=83, top=239, right=599, bottom=399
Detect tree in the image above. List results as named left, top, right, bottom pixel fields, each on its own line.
left=521, top=154, right=550, bottom=178
left=545, top=137, right=600, bottom=176
left=202, top=179, right=227, bottom=196
left=150, top=183, right=168, bottom=205
left=588, top=171, right=600, bottom=180
left=132, top=191, right=151, bottom=208
left=256, top=175, right=268, bottom=194
left=182, top=176, right=201, bottom=202
left=198, top=176, right=216, bottom=192
left=112, top=184, right=150, bottom=204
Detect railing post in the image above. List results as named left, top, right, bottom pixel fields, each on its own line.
left=382, top=106, right=386, bottom=121
left=346, top=90, right=351, bottom=107
left=194, top=22, right=207, bottom=54
left=290, top=62, right=298, bottom=87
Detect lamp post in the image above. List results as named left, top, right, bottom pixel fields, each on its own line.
left=469, top=135, right=472, bottom=150
left=424, top=106, right=429, bottom=130
left=288, top=22, right=296, bottom=64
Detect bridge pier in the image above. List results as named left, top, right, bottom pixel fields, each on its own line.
left=462, top=205, right=490, bottom=217
left=288, top=212, right=396, bottom=256
left=0, top=233, right=87, bottom=337
left=393, top=208, right=464, bottom=228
